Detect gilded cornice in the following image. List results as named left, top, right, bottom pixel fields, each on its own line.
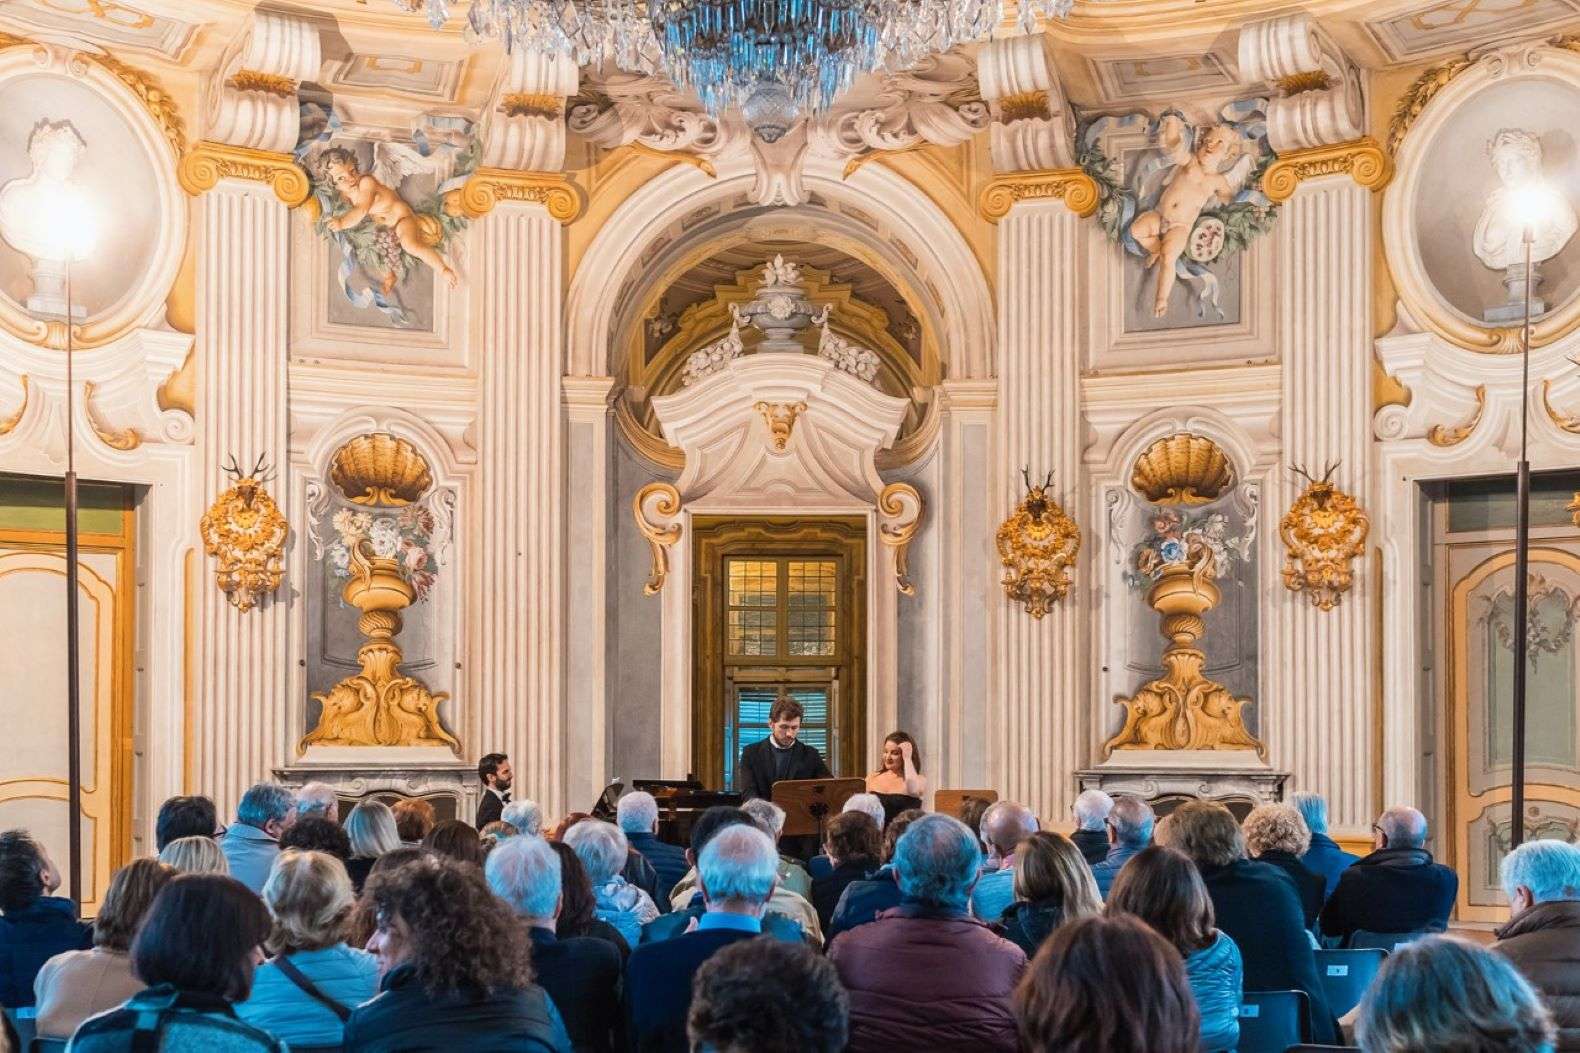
left=178, top=141, right=310, bottom=207
left=978, top=168, right=1099, bottom=222
left=226, top=70, right=297, bottom=97
left=1261, top=138, right=1391, bottom=203
left=457, top=168, right=585, bottom=223
left=1387, top=54, right=1471, bottom=156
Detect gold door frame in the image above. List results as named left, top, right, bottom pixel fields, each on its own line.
left=692, top=516, right=867, bottom=790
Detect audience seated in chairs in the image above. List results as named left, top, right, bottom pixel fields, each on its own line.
left=1089, top=796, right=1155, bottom=900
left=279, top=816, right=352, bottom=863
left=294, top=783, right=340, bottom=825
left=830, top=813, right=1027, bottom=1053
left=640, top=807, right=805, bottom=946
left=348, top=854, right=568, bottom=1052
left=564, top=819, right=660, bottom=947
left=70, top=874, right=283, bottom=1052
left=1015, top=913, right=1199, bottom=1053
left=971, top=801, right=1040, bottom=923
left=1291, top=791, right=1359, bottom=900
left=740, top=799, right=814, bottom=899
left=1162, top=799, right=1339, bottom=1044
left=32, top=858, right=171, bottom=1039
left=1243, top=803, right=1326, bottom=930
left=154, top=795, right=218, bottom=851
left=390, top=798, right=434, bottom=848
left=626, top=823, right=782, bottom=1053
left=825, top=808, right=925, bottom=943
left=488, top=833, right=622, bottom=1053
left=1070, top=790, right=1115, bottom=866
left=998, top=831, right=1102, bottom=958
left=1494, top=838, right=1580, bottom=1051
left=810, top=811, right=881, bottom=935
left=688, top=938, right=849, bottom=1053
left=1106, top=845, right=1243, bottom=1053
left=423, top=818, right=485, bottom=868
left=343, top=799, right=401, bottom=893
left=1319, top=805, right=1458, bottom=946
left=346, top=846, right=428, bottom=949
left=236, top=850, right=379, bottom=1050
left=221, top=783, right=298, bottom=895
left=158, top=834, right=230, bottom=875
left=549, top=840, right=632, bottom=960
left=1356, top=934, right=1555, bottom=1053
left=618, top=791, right=689, bottom=904
left=0, top=830, right=89, bottom=1009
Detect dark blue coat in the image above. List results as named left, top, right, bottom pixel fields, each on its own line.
left=0, top=897, right=90, bottom=1007
left=826, top=865, right=904, bottom=944
left=1318, top=846, right=1458, bottom=943
left=1090, top=841, right=1146, bottom=899
left=1300, top=832, right=1360, bottom=901
left=626, top=832, right=689, bottom=905
left=811, top=860, right=875, bottom=935
left=342, top=963, right=570, bottom=1052
left=638, top=894, right=803, bottom=945
left=625, top=927, right=757, bottom=1053
left=529, top=928, right=621, bottom=1053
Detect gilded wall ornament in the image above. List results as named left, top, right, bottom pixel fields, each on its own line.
left=1130, top=432, right=1236, bottom=506
left=179, top=141, right=310, bottom=207
left=1542, top=378, right=1580, bottom=435
left=329, top=433, right=433, bottom=506
left=1427, top=384, right=1486, bottom=447
left=1260, top=138, right=1392, bottom=204
left=878, top=482, right=924, bottom=596
left=0, top=375, right=27, bottom=436
left=755, top=400, right=806, bottom=452
left=633, top=482, right=682, bottom=595
left=198, top=455, right=288, bottom=613
left=1387, top=54, right=1471, bottom=155
left=82, top=381, right=140, bottom=451
left=996, top=469, right=1080, bottom=619
left=978, top=168, right=1100, bottom=222
left=1279, top=462, right=1370, bottom=611
left=1569, top=491, right=1580, bottom=529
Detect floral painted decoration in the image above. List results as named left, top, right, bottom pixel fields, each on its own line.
left=330, top=504, right=440, bottom=603
left=1125, top=506, right=1252, bottom=591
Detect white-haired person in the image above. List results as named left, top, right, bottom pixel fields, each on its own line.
left=1495, top=838, right=1580, bottom=1049
left=741, top=798, right=813, bottom=899
left=1070, top=789, right=1113, bottom=866
left=617, top=791, right=688, bottom=905
left=502, top=797, right=543, bottom=839
left=343, top=799, right=400, bottom=892
left=1320, top=805, right=1458, bottom=945
left=221, top=782, right=297, bottom=894
left=236, top=850, right=379, bottom=1049
left=627, top=823, right=781, bottom=1053
left=1291, top=790, right=1359, bottom=899
left=1356, top=934, right=1555, bottom=1052
left=809, top=793, right=887, bottom=880
left=294, top=782, right=339, bottom=824
left=563, top=819, right=659, bottom=947
left=487, top=833, right=622, bottom=1053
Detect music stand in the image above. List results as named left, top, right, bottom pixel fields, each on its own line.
left=933, top=788, right=999, bottom=819
left=773, top=778, right=865, bottom=846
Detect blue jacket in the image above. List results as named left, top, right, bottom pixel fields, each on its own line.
left=826, top=866, right=903, bottom=944
left=1090, top=841, right=1146, bottom=899
left=626, top=926, right=758, bottom=1053
left=528, top=927, right=622, bottom=1053
left=343, top=963, right=570, bottom=1053
left=1185, top=930, right=1243, bottom=1053
left=0, top=897, right=90, bottom=1007
left=625, top=833, right=688, bottom=905
left=1301, top=832, right=1360, bottom=901
left=970, top=866, right=1015, bottom=923
left=219, top=823, right=280, bottom=895
left=235, top=944, right=380, bottom=1047
left=70, top=984, right=285, bottom=1052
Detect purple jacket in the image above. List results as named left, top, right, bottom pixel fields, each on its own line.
left=828, top=902, right=1026, bottom=1053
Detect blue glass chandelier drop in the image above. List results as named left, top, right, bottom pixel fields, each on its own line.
left=406, top=0, right=1072, bottom=140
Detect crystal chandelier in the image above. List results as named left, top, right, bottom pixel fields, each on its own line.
left=404, top=0, right=1072, bottom=140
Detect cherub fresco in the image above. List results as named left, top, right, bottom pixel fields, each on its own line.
left=318, top=147, right=459, bottom=292
left=1081, top=102, right=1277, bottom=321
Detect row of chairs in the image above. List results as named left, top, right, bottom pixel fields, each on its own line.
left=1234, top=945, right=1395, bottom=1053
left=3, top=1007, right=67, bottom=1053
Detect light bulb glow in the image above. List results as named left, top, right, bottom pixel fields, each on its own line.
left=32, top=182, right=97, bottom=263
left=1504, top=180, right=1566, bottom=235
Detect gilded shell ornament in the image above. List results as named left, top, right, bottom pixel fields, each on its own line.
left=329, top=433, right=434, bottom=507
left=1131, top=433, right=1236, bottom=505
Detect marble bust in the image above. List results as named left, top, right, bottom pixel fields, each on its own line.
left=0, top=119, right=92, bottom=316
left=1473, top=128, right=1576, bottom=271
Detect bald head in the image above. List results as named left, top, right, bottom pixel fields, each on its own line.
left=979, top=801, right=1039, bottom=861
left=1377, top=806, right=1428, bottom=850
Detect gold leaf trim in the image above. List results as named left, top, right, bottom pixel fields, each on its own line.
left=329, top=433, right=434, bottom=506
left=199, top=471, right=288, bottom=612
left=1387, top=54, right=1471, bottom=156
left=1427, top=384, right=1486, bottom=447
left=633, top=482, right=682, bottom=595
left=456, top=168, right=585, bottom=223
left=996, top=478, right=1080, bottom=619
left=178, top=141, right=310, bottom=208
left=1261, top=138, right=1392, bottom=204
left=226, top=70, right=297, bottom=97
left=82, top=380, right=141, bottom=451
left=754, top=400, right=806, bottom=452
left=998, top=90, right=1050, bottom=121
left=1542, top=378, right=1580, bottom=435
left=624, top=141, right=717, bottom=178
left=0, top=375, right=28, bottom=435
left=1280, top=475, right=1370, bottom=611
left=156, top=348, right=195, bottom=416
left=878, top=482, right=923, bottom=597
left=500, top=91, right=563, bottom=119
left=79, top=50, right=186, bottom=158
left=1276, top=70, right=1333, bottom=96
left=979, top=168, right=1099, bottom=222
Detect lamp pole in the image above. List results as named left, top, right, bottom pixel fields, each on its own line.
left=1510, top=225, right=1534, bottom=849
left=63, top=257, right=83, bottom=908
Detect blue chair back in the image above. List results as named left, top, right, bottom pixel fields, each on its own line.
left=1236, top=989, right=1310, bottom=1053
left=1349, top=928, right=1431, bottom=952
left=1314, top=946, right=1386, bottom=1017
left=29, top=1037, right=69, bottom=1053
left=5, top=1006, right=37, bottom=1051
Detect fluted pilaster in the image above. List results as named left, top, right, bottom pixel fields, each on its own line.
left=994, top=200, right=1084, bottom=821
left=1272, top=174, right=1377, bottom=835
left=472, top=200, right=565, bottom=818
left=195, top=181, right=292, bottom=817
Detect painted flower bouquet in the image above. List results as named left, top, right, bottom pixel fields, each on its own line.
left=329, top=504, right=439, bottom=603
left=1124, top=507, right=1252, bottom=591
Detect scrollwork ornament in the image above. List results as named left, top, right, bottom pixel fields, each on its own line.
left=198, top=457, right=289, bottom=612
left=633, top=482, right=682, bottom=595
left=878, top=482, right=924, bottom=596
left=996, top=470, right=1081, bottom=619
left=1279, top=462, right=1370, bottom=611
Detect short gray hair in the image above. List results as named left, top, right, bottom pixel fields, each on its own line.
left=237, top=783, right=296, bottom=829
left=698, top=824, right=778, bottom=905
left=344, top=800, right=400, bottom=858
left=979, top=801, right=1039, bottom=857
left=1377, top=806, right=1429, bottom=850
left=295, top=783, right=339, bottom=822
left=501, top=799, right=542, bottom=837
left=1108, top=796, right=1155, bottom=847
left=1502, top=839, right=1580, bottom=905
left=842, top=794, right=886, bottom=828
left=1072, top=790, right=1113, bottom=832
left=1289, top=791, right=1329, bottom=835
left=486, top=832, right=561, bottom=919
left=742, top=798, right=786, bottom=838
left=1356, top=935, right=1554, bottom=1053
left=563, top=820, right=629, bottom=884
left=617, top=792, right=660, bottom=835
left=894, top=813, right=981, bottom=910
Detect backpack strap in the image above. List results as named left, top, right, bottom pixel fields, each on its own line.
left=272, top=954, right=353, bottom=1022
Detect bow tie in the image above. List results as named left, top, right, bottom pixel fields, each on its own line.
left=501, top=790, right=511, bottom=802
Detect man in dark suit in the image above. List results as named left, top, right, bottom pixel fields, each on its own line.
left=737, top=696, right=830, bottom=801
left=485, top=832, right=623, bottom=1053
left=474, top=752, right=512, bottom=829
left=626, top=823, right=781, bottom=1052
left=1319, top=804, right=1459, bottom=943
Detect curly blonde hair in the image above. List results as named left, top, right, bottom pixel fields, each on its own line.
left=1242, top=804, right=1311, bottom=857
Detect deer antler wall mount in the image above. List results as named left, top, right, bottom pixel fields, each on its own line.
left=198, top=453, right=289, bottom=612
left=1279, top=460, right=1369, bottom=611
left=996, top=467, right=1080, bottom=619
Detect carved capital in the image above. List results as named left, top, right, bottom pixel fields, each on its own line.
left=1260, top=138, right=1391, bottom=203
left=978, top=168, right=1099, bottom=222
left=178, top=141, right=311, bottom=207
left=456, top=168, right=584, bottom=223
left=205, top=10, right=318, bottom=153
left=1239, top=13, right=1365, bottom=151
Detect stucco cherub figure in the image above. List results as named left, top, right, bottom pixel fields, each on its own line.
left=317, top=146, right=459, bottom=294
left=1130, top=117, right=1256, bottom=317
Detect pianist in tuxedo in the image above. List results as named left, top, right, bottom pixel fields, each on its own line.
left=738, top=697, right=831, bottom=802
left=474, top=752, right=513, bottom=829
